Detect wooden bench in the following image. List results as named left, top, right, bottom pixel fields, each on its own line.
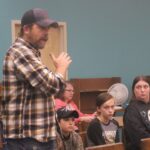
left=85, top=142, right=125, bottom=150
left=141, top=138, right=150, bottom=150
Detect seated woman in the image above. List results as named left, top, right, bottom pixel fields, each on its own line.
left=55, top=81, right=94, bottom=123
left=123, top=76, right=150, bottom=150
left=86, top=92, right=120, bottom=146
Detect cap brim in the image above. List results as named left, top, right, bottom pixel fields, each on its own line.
left=70, top=110, right=79, bottom=118
left=37, top=19, right=58, bottom=28
left=61, top=110, right=79, bottom=119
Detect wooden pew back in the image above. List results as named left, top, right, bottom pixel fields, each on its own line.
left=85, top=142, right=125, bottom=150
left=141, top=138, right=150, bottom=150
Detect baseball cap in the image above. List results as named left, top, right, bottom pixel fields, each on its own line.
left=21, top=8, right=58, bottom=27
left=57, top=107, right=79, bottom=120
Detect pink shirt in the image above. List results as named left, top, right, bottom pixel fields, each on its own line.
left=55, top=98, right=93, bottom=122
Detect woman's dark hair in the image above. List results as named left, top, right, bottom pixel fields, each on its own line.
left=96, top=92, right=113, bottom=108
left=132, top=76, right=150, bottom=99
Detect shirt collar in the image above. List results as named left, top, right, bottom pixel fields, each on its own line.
left=16, top=37, right=41, bottom=57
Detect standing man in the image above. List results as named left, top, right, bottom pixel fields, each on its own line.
left=2, top=8, right=72, bottom=150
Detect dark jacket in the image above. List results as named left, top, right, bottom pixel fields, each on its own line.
left=123, top=100, right=150, bottom=150
left=87, top=117, right=120, bottom=146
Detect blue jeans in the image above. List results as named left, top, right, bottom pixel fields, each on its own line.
left=3, top=138, right=56, bottom=150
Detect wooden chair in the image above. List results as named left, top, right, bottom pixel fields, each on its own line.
left=141, top=138, right=150, bottom=150
left=85, top=142, right=125, bottom=150
left=77, top=121, right=89, bottom=132
left=113, top=116, right=123, bottom=128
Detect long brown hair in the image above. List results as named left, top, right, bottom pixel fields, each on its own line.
left=132, top=76, right=150, bottom=99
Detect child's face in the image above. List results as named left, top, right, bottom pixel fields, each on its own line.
left=97, top=98, right=115, bottom=120
left=59, top=117, right=75, bottom=133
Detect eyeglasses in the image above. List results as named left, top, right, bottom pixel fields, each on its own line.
left=65, top=89, right=74, bottom=92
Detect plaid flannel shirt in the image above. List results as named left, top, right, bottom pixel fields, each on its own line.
left=2, top=38, right=64, bottom=142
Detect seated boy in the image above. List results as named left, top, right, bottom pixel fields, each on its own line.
left=56, top=107, right=84, bottom=150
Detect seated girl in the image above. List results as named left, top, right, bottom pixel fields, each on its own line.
left=86, top=92, right=120, bottom=146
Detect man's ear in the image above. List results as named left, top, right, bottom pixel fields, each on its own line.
left=23, top=25, right=31, bottom=34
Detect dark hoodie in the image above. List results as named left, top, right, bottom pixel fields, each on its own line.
left=123, top=100, right=150, bottom=150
